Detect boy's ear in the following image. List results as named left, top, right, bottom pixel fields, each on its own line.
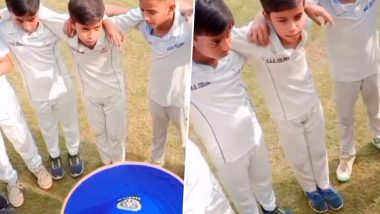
left=262, top=10, right=270, bottom=21
left=168, top=1, right=176, bottom=13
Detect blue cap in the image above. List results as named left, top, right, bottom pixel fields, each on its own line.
left=63, top=162, right=184, bottom=214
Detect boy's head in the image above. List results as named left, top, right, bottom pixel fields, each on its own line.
left=5, top=0, right=40, bottom=33
left=193, top=0, right=234, bottom=61
left=260, top=0, right=305, bottom=47
left=68, top=0, right=105, bottom=48
left=139, top=0, right=176, bottom=30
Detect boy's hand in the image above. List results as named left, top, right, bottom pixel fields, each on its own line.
left=248, top=14, right=270, bottom=46
left=305, top=3, right=335, bottom=26
left=103, top=19, right=125, bottom=48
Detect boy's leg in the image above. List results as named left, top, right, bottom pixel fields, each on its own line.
left=276, top=116, right=317, bottom=192
left=216, top=151, right=261, bottom=214
left=248, top=136, right=276, bottom=211
left=334, top=80, right=362, bottom=156
left=149, top=100, right=170, bottom=165
left=303, top=103, right=330, bottom=189
left=31, top=100, right=61, bottom=158
left=361, top=74, right=380, bottom=141
left=0, top=133, right=23, bottom=207
left=83, top=96, right=111, bottom=164
left=104, top=93, right=126, bottom=163
left=53, top=91, right=80, bottom=156
left=168, top=106, right=188, bottom=147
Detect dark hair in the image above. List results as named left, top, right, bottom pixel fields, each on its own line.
left=68, top=0, right=105, bottom=25
left=260, top=0, right=304, bottom=14
left=5, top=0, right=40, bottom=17
left=194, top=0, right=234, bottom=36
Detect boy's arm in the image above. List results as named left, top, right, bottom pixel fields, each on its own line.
left=304, top=1, right=334, bottom=26
left=0, top=53, right=13, bottom=76
left=38, top=5, right=70, bottom=42
left=232, top=24, right=262, bottom=59
left=0, top=8, right=11, bottom=22
left=105, top=4, right=129, bottom=16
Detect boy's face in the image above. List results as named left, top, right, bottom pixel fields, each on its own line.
left=139, top=0, right=175, bottom=29
left=73, top=20, right=103, bottom=49
left=266, top=3, right=305, bottom=47
left=12, top=13, right=39, bottom=34
left=193, top=28, right=232, bottom=60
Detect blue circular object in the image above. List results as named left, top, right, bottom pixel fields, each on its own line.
left=62, top=162, right=184, bottom=214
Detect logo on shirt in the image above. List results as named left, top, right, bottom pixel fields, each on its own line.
left=191, top=82, right=211, bottom=91
left=8, top=41, right=23, bottom=46
left=167, top=42, right=185, bottom=51
left=116, top=196, right=142, bottom=212
left=69, top=46, right=85, bottom=54
left=266, top=56, right=290, bottom=64
left=364, top=0, right=376, bottom=12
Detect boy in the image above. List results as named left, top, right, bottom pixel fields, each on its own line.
left=0, top=0, right=84, bottom=180
left=109, top=0, right=191, bottom=166
left=305, top=0, right=380, bottom=183
left=191, top=0, right=292, bottom=213
left=36, top=0, right=144, bottom=165
left=231, top=0, right=343, bottom=212
left=0, top=38, right=52, bottom=207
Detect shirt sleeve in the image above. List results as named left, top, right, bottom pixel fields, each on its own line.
left=307, top=0, right=320, bottom=5
left=232, top=23, right=262, bottom=59
left=38, top=5, right=70, bottom=42
left=109, top=7, right=144, bottom=33
left=0, top=8, right=11, bottom=22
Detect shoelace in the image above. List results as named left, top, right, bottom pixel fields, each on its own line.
left=7, top=182, right=23, bottom=197
left=70, top=155, right=80, bottom=166
left=33, top=166, right=50, bottom=181
left=51, top=158, right=62, bottom=168
left=339, top=158, right=349, bottom=171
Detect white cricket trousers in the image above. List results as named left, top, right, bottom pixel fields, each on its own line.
left=149, top=99, right=188, bottom=164
left=335, top=73, right=380, bottom=156
left=276, top=102, right=330, bottom=192
left=0, top=94, right=42, bottom=183
left=216, top=138, right=276, bottom=214
left=32, top=90, right=80, bottom=158
left=83, top=92, right=126, bottom=164
left=184, top=140, right=234, bottom=214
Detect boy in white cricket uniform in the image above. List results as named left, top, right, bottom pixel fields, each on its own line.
left=36, top=0, right=144, bottom=165
left=0, top=0, right=83, bottom=180
left=183, top=139, right=234, bottom=214
left=0, top=38, right=52, bottom=207
left=110, top=0, right=191, bottom=166
left=306, top=0, right=380, bottom=182
left=231, top=0, right=343, bottom=212
left=190, top=1, right=293, bottom=214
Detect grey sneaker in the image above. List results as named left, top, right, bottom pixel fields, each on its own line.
left=50, top=156, right=64, bottom=180
left=372, top=137, right=380, bottom=149
left=6, top=182, right=23, bottom=207
left=68, top=154, right=84, bottom=178
left=31, top=165, right=53, bottom=190
left=336, top=154, right=355, bottom=182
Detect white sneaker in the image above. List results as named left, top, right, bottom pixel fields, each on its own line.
left=31, top=165, right=53, bottom=190
left=336, top=154, right=356, bottom=182
left=6, top=181, right=24, bottom=207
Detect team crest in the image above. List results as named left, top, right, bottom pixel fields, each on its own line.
left=116, top=196, right=142, bottom=212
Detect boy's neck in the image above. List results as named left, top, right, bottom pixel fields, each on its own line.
left=152, top=12, right=175, bottom=37
left=279, top=34, right=302, bottom=49
left=192, top=47, right=218, bottom=68
left=78, top=39, right=96, bottom=49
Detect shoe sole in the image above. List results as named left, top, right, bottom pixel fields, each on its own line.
left=70, top=166, right=84, bottom=178
left=327, top=199, right=344, bottom=211
left=336, top=175, right=350, bottom=183
left=51, top=171, right=64, bottom=181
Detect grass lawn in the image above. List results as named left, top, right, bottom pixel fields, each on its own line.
left=0, top=0, right=192, bottom=213
left=222, top=0, right=380, bottom=213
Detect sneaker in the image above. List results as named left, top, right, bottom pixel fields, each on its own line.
left=31, top=165, right=53, bottom=190
left=305, top=190, right=328, bottom=213
left=372, top=137, right=380, bottom=149
left=68, top=154, right=84, bottom=178
left=145, top=159, right=164, bottom=167
left=50, top=156, right=64, bottom=180
left=6, top=181, right=23, bottom=207
left=318, top=187, right=344, bottom=210
left=262, top=207, right=293, bottom=214
left=336, top=154, right=355, bottom=182
left=0, top=194, right=9, bottom=210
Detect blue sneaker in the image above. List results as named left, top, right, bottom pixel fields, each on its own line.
left=50, top=156, right=64, bottom=180
left=319, top=187, right=343, bottom=211
left=0, top=194, right=9, bottom=210
left=262, top=207, right=293, bottom=214
left=68, top=154, right=84, bottom=178
left=305, top=190, right=328, bottom=213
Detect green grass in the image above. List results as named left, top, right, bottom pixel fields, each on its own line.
left=0, top=0, right=191, bottom=213
left=220, top=0, right=380, bottom=213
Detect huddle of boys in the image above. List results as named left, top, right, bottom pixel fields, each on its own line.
left=0, top=0, right=190, bottom=209
left=190, top=0, right=376, bottom=213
